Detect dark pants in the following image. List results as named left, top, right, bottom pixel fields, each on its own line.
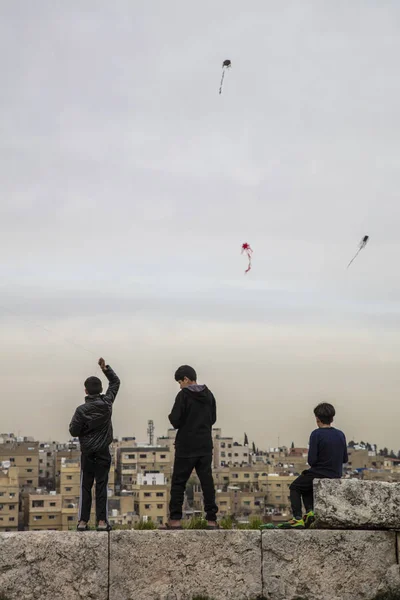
left=78, top=448, right=111, bottom=523
left=289, top=470, right=320, bottom=519
left=169, top=455, right=218, bottom=521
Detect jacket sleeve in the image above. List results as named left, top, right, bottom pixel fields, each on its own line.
left=69, top=407, right=84, bottom=438
left=102, top=366, right=120, bottom=405
left=307, top=431, right=318, bottom=467
left=169, top=392, right=185, bottom=429
left=343, top=434, right=349, bottom=464
left=211, top=394, right=217, bottom=425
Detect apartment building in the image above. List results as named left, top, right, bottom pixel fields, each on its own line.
left=38, top=441, right=58, bottom=485
left=132, top=473, right=168, bottom=525
left=194, top=485, right=266, bottom=518
left=0, top=442, right=39, bottom=489
left=108, top=493, right=138, bottom=528
left=25, top=491, right=62, bottom=531
left=213, top=437, right=251, bottom=468
left=0, top=464, right=19, bottom=531
left=264, top=474, right=296, bottom=512
left=118, top=445, right=172, bottom=491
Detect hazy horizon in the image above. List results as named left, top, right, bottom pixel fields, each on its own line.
left=1, top=1, right=400, bottom=450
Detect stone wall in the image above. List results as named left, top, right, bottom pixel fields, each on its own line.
left=1, top=530, right=400, bottom=600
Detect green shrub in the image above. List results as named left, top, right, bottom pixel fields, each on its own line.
left=237, top=516, right=263, bottom=530
left=133, top=519, right=156, bottom=530
left=182, top=516, right=208, bottom=529
left=219, top=515, right=235, bottom=529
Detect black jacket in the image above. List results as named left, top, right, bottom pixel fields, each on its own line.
left=169, top=385, right=216, bottom=457
left=69, top=366, right=120, bottom=454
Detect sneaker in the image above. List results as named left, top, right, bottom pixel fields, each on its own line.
left=260, top=523, right=277, bottom=530
left=77, top=521, right=89, bottom=532
left=303, top=510, right=315, bottom=529
left=97, top=521, right=112, bottom=532
left=277, top=518, right=305, bottom=529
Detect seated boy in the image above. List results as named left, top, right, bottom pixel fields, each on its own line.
left=265, top=402, right=348, bottom=529
left=168, top=365, right=218, bottom=529
left=69, top=358, right=120, bottom=531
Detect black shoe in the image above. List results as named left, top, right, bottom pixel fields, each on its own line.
left=97, top=522, right=112, bottom=532
left=77, top=523, right=89, bottom=532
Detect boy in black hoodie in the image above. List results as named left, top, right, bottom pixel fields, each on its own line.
left=168, top=365, right=218, bottom=529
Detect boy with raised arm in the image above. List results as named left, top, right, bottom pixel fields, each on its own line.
left=69, top=358, right=120, bottom=531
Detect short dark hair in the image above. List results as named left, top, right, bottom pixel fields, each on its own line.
left=174, top=365, right=197, bottom=382
left=314, top=402, right=335, bottom=425
left=85, top=376, right=103, bottom=395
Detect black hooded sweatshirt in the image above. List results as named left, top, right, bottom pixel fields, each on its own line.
left=169, top=385, right=216, bottom=458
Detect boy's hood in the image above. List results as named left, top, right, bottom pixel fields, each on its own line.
left=183, top=384, right=211, bottom=403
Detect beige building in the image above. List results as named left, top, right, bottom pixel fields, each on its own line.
left=118, top=445, right=172, bottom=492
left=264, top=474, right=296, bottom=512
left=132, top=473, right=169, bottom=526
left=25, top=492, right=62, bottom=531
left=108, top=494, right=138, bottom=528
left=0, top=442, right=39, bottom=489
left=347, top=449, right=384, bottom=471
left=0, top=465, right=19, bottom=531
left=194, top=486, right=266, bottom=518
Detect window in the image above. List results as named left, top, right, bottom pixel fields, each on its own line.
left=139, top=454, right=147, bottom=459
left=68, top=516, right=74, bottom=522
left=9, top=517, right=15, bottom=522
left=67, top=476, right=72, bottom=480
left=9, top=493, right=15, bottom=498
left=243, top=501, right=251, bottom=506
left=65, top=487, right=72, bottom=492
left=0, top=493, right=3, bottom=497
left=228, top=444, right=232, bottom=448
left=234, top=453, right=238, bottom=457
left=276, top=484, right=281, bottom=488
left=27, top=480, right=33, bottom=484
left=49, top=515, right=55, bottom=520
left=228, top=453, right=232, bottom=457
left=50, top=502, right=56, bottom=507
left=156, top=492, right=164, bottom=497
left=157, top=504, right=164, bottom=509
left=144, top=493, right=151, bottom=497
left=221, top=452, right=225, bottom=457
left=160, top=455, right=166, bottom=459
left=144, top=504, right=151, bottom=509
left=221, top=443, right=225, bottom=448
left=26, top=458, right=32, bottom=462
left=27, top=469, right=33, bottom=473
left=220, top=501, right=227, bottom=506
left=34, top=516, right=42, bottom=521
left=244, top=474, right=250, bottom=478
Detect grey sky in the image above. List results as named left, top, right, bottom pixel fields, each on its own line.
left=1, top=1, right=400, bottom=450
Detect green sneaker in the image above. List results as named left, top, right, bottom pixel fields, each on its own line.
left=277, top=518, right=305, bottom=529
left=260, top=523, right=277, bottom=530
left=303, top=511, right=315, bottom=529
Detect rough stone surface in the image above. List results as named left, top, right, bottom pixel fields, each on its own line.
left=262, top=530, right=399, bottom=600
left=0, top=531, right=108, bottom=600
left=109, top=530, right=262, bottom=600
left=314, top=479, right=400, bottom=529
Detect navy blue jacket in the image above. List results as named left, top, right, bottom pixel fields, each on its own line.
left=308, top=427, right=348, bottom=478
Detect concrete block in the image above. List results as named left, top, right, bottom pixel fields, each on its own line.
left=0, top=531, right=108, bottom=600
left=314, top=479, right=400, bottom=529
left=109, top=530, right=262, bottom=600
left=262, top=530, right=399, bottom=600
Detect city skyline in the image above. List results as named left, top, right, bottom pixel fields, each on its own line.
left=1, top=2, right=400, bottom=449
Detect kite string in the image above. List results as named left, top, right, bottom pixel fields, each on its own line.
left=0, top=302, right=96, bottom=356
left=347, top=247, right=362, bottom=269
left=219, top=69, right=225, bottom=95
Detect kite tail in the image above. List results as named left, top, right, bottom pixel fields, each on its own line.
left=347, top=248, right=361, bottom=269
left=242, top=248, right=253, bottom=274
left=219, top=69, right=225, bottom=95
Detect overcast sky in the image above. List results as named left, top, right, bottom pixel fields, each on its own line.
left=1, top=1, right=400, bottom=451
